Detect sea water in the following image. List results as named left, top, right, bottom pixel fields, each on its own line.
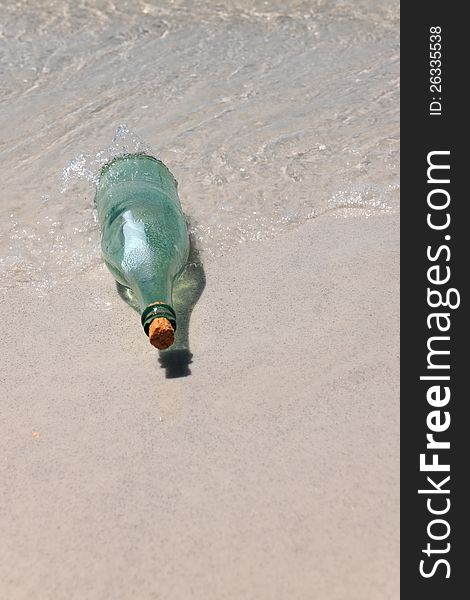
left=0, top=0, right=399, bottom=295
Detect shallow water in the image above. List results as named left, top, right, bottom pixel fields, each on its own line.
left=0, top=0, right=399, bottom=294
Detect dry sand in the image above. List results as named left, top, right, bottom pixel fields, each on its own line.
left=1, top=214, right=399, bottom=599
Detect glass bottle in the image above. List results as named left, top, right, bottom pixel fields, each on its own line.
left=95, top=154, right=189, bottom=349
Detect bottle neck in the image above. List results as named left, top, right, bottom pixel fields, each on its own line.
left=131, top=273, right=177, bottom=336
left=130, top=270, right=173, bottom=309
left=141, top=302, right=177, bottom=335
left=119, top=267, right=176, bottom=336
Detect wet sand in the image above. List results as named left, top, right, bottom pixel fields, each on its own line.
left=1, top=213, right=399, bottom=599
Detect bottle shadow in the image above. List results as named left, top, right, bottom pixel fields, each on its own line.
left=116, top=235, right=206, bottom=378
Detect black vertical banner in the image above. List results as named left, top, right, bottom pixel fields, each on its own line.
left=401, top=4, right=467, bottom=598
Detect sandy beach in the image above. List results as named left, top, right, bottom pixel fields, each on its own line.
left=1, top=213, right=399, bottom=599
left=1, top=0, right=399, bottom=597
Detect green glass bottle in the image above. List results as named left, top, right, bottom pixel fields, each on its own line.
left=95, top=154, right=190, bottom=349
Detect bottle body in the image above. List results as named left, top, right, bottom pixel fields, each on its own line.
left=95, top=154, right=189, bottom=340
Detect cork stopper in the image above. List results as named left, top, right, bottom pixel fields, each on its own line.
left=148, top=317, right=175, bottom=350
